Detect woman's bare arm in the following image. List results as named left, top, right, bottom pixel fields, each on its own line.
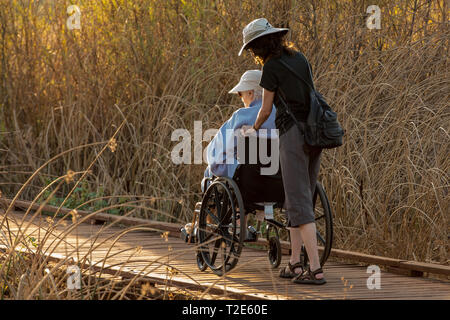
left=253, top=89, right=275, bottom=130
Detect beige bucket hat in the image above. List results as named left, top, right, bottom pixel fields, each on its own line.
left=238, top=18, right=289, bottom=56
left=228, top=70, right=262, bottom=94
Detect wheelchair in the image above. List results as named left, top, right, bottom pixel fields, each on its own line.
left=181, top=136, right=333, bottom=276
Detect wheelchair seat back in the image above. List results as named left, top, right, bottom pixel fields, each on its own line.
left=234, top=136, right=285, bottom=208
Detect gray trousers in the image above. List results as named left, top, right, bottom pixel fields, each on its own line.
left=279, top=123, right=322, bottom=227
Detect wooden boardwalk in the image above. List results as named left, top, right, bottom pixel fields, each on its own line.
left=2, top=210, right=449, bottom=300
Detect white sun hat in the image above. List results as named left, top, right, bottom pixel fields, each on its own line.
left=238, top=18, right=289, bottom=56
left=228, top=70, right=262, bottom=94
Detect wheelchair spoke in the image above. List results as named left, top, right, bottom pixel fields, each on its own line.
left=210, top=238, right=222, bottom=265
left=220, top=233, right=240, bottom=263
left=316, top=231, right=326, bottom=245
left=221, top=232, right=236, bottom=244
left=205, top=207, right=220, bottom=225
left=202, top=232, right=214, bottom=243
left=214, top=190, right=222, bottom=217
left=221, top=196, right=230, bottom=223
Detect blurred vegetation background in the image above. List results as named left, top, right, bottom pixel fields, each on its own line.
left=0, top=0, right=448, bottom=264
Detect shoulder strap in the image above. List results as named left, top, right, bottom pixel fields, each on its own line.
left=276, top=53, right=319, bottom=134
left=279, top=53, right=315, bottom=92
left=277, top=84, right=305, bottom=135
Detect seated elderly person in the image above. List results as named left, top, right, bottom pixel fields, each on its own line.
left=199, top=70, right=278, bottom=241
left=202, top=69, right=277, bottom=190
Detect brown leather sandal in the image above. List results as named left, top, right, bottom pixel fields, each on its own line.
left=292, top=267, right=326, bottom=285
left=279, top=262, right=303, bottom=279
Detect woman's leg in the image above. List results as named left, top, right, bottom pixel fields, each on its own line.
left=301, top=145, right=323, bottom=278
left=308, top=146, right=322, bottom=198
left=280, top=127, right=305, bottom=274
left=279, top=124, right=324, bottom=279
left=299, top=223, right=323, bottom=279
left=288, top=227, right=303, bottom=273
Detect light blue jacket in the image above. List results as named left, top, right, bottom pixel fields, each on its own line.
left=201, top=99, right=277, bottom=192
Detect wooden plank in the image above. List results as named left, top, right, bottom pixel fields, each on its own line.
left=5, top=199, right=184, bottom=235
left=3, top=209, right=450, bottom=300
left=6, top=199, right=450, bottom=277
left=0, top=244, right=284, bottom=300
left=386, top=266, right=424, bottom=277
left=398, top=261, right=450, bottom=276
left=329, top=248, right=407, bottom=267
left=257, top=236, right=449, bottom=276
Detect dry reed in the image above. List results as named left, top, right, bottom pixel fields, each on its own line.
left=0, top=2, right=448, bottom=301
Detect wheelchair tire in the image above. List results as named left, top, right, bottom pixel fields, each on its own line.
left=267, top=236, right=282, bottom=269
left=197, top=178, right=245, bottom=276
left=265, top=224, right=281, bottom=268
left=196, top=250, right=207, bottom=272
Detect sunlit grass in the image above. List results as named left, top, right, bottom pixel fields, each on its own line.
left=0, top=0, right=448, bottom=291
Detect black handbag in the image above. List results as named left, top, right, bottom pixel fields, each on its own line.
left=277, top=53, right=344, bottom=149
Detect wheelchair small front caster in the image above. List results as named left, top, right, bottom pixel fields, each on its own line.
left=267, top=236, right=282, bottom=269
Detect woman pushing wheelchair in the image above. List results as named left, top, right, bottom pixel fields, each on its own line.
left=239, top=18, right=326, bottom=285
left=186, top=18, right=329, bottom=284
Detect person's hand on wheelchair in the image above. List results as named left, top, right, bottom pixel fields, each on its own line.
left=240, top=124, right=257, bottom=137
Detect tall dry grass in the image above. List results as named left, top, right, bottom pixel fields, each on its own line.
left=0, top=123, right=216, bottom=300
left=0, top=0, right=448, bottom=270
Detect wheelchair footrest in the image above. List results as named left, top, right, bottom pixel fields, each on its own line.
left=181, top=227, right=198, bottom=243
left=242, top=226, right=258, bottom=242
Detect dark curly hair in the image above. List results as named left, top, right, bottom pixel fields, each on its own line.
left=246, top=32, right=297, bottom=65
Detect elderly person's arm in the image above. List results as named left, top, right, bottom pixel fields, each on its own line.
left=206, top=112, right=240, bottom=178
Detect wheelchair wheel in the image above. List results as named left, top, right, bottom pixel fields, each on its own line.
left=266, top=225, right=281, bottom=268
left=301, top=181, right=333, bottom=268
left=196, top=250, right=207, bottom=271
left=197, top=178, right=245, bottom=276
